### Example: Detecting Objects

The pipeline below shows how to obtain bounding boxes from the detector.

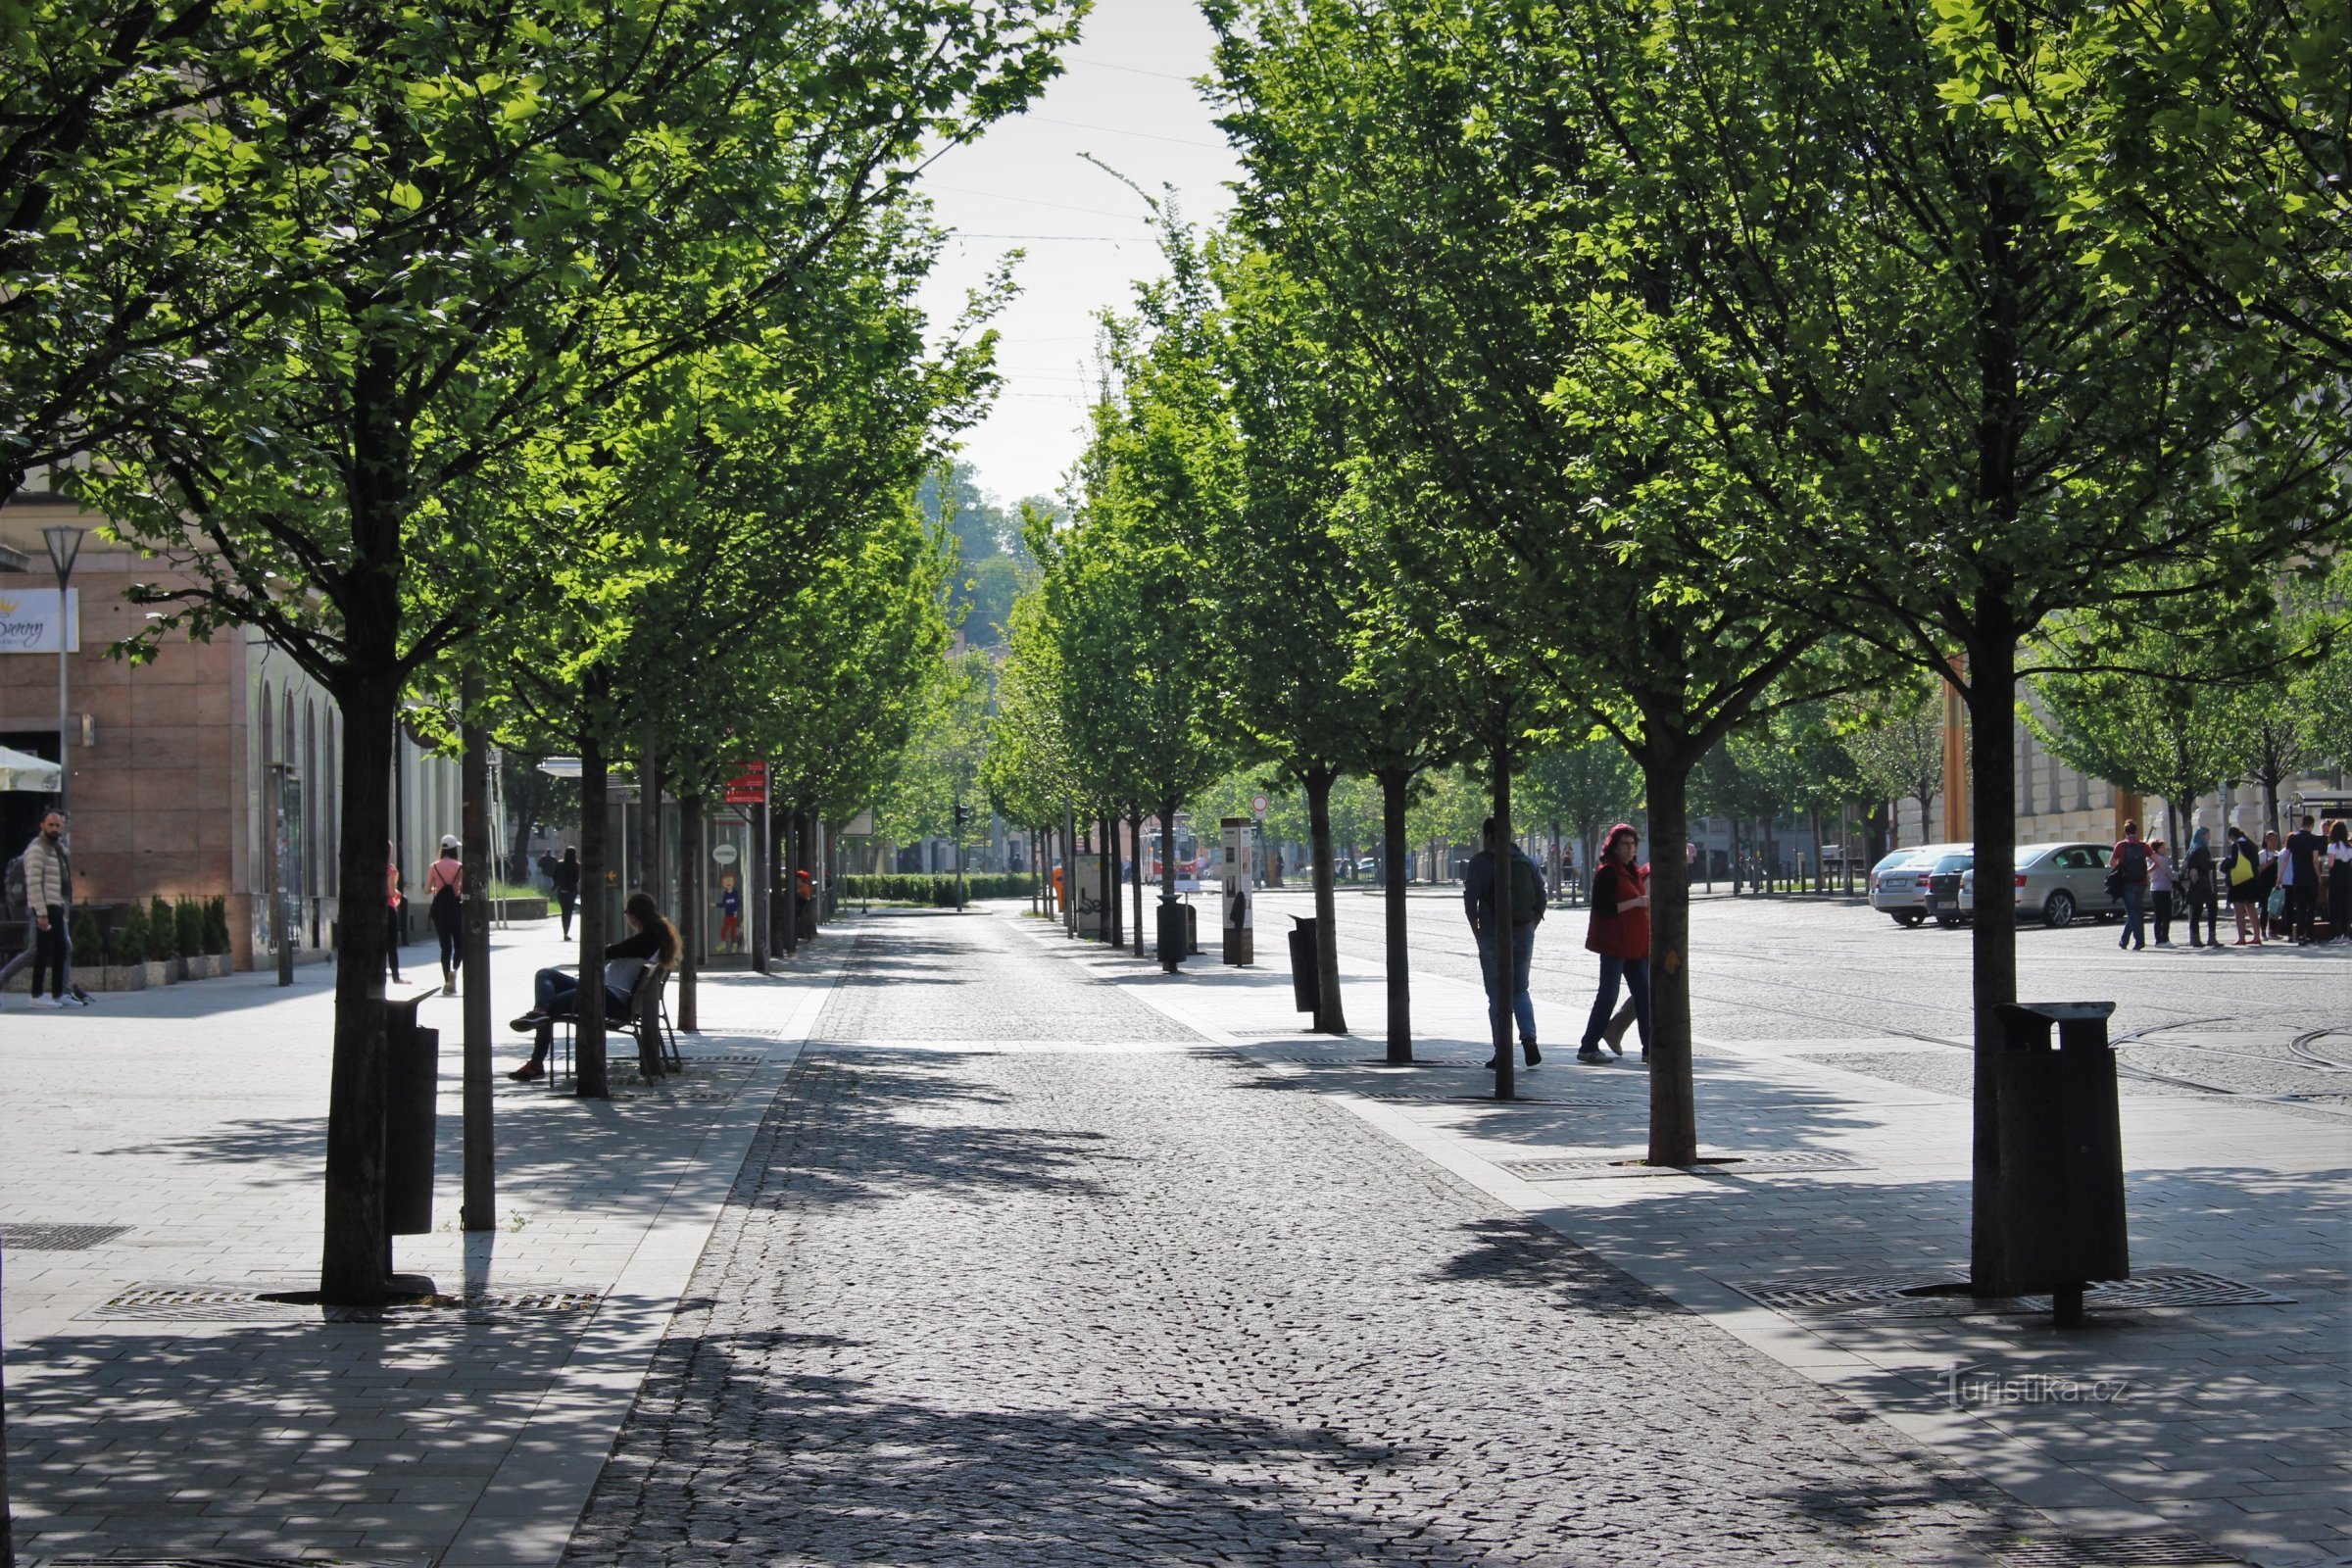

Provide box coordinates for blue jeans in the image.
[525,967,629,1065]
[1476,922,1538,1045]
[1583,956,1651,1053]
[2120,883,2145,949]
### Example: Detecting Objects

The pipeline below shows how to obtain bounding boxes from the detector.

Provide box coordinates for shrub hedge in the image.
[840,873,1038,906]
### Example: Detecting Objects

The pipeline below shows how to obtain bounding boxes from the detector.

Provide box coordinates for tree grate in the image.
[2,1223,131,1251]
[1730,1269,2291,1316]
[1980,1526,2245,1565]
[1502,1151,1861,1178]
[676,1054,766,1065]
[1362,1093,1617,1105]
[82,1285,604,1324]
[37,1558,402,1568]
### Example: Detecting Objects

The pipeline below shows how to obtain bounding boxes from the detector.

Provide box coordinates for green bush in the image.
[175,898,205,959]
[149,895,172,950]
[72,908,102,960]
[117,906,149,964]
[839,873,1036,906]
[204,896,230,956]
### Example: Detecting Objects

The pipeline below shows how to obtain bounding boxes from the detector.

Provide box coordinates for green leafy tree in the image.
[1519,737,1640,898]
[56,0,1080,1303]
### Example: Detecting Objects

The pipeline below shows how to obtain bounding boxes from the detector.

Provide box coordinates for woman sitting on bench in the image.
[507,890,679,1081]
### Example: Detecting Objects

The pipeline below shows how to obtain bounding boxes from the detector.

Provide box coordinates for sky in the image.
[911,0,1244,509]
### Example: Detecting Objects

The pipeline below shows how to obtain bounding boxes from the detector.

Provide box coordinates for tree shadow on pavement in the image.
[569,1329,1473,1568]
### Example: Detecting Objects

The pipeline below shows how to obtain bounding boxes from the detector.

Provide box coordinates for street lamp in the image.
[41,524,85,817]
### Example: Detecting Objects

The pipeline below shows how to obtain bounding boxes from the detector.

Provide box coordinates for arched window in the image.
[260,681,274,767]
[323,710,339,896]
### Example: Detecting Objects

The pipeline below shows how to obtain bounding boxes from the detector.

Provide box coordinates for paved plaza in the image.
[1,895,2345,1566]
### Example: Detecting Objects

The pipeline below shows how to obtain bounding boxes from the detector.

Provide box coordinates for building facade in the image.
[0,492,460,968]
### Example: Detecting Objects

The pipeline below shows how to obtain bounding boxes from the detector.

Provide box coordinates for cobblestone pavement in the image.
[566,910,2032,1567]
[1271,888,2350,1095]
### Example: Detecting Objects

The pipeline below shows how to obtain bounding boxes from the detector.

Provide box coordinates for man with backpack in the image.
[2110,819,2151,952]
[1464,816,1545,1070]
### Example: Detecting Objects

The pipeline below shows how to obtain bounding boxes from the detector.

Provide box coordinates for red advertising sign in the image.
[723,760,768,805]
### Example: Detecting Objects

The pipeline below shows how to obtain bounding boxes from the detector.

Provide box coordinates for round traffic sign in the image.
[1250,794,1270,816]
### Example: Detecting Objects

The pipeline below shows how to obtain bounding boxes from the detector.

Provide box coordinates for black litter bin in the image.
[1156,898,1189,968]
[1184,901,1200,956]
[1991,1001,2130,1325]
[383,996,438,1237]
[1287,915,1319,1014]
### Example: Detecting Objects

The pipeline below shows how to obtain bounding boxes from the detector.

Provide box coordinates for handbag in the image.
[2229,850,2255,888]
[2265,886,2286,918]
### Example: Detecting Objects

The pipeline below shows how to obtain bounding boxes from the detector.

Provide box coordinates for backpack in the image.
[3,854,24,919]
[1508,853,1545,924]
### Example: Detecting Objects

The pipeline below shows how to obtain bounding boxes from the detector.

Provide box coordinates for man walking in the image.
[1464,816,1544,1070]
[23,809,75,1007]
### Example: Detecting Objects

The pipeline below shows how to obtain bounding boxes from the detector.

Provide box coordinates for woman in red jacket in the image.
[1579,823,1650,1064]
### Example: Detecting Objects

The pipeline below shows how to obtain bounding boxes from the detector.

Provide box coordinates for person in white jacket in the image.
[21,811,74,1007]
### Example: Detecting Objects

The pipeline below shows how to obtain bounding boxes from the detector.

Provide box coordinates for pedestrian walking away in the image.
[425,835,465,993]
[1463,816,1544,1069]
[2225,826,2264,946]
[2109,820,2149,951]
[2283,815,2325,946]
[1580,822,1651,1064]
[508,890,678,1080]
[2147,838,2176,947]
[2182,826,2220,948]
[552,845,580,941]
[383,843,408,982]
[18,811,76,1007]
[2326,820,2352,944]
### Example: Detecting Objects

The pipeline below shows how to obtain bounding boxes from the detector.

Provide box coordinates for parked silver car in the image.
[1956,842,2124,928]
[1869,843,1968,926]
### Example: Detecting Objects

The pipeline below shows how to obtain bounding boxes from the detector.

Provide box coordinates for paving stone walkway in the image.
[565,910,2030,1567]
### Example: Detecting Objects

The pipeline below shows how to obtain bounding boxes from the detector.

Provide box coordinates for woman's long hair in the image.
[625,890,682,966]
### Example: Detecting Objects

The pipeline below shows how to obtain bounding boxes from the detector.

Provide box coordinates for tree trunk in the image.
[1305,763,1346,1035]
[1130,808,1146,959]
[1966,627,2021,1292]
[678,791,702,1034]
[1488,739,1515,1102]
[460,667,494,1233]
[1064,808,1077,935]
[1101,814,1117,947]
[576,728,611,1100]
[1379,767,1413,1064]
[1643,750,1696,1165]
[780,804,801,957]
[318,676,398,1304]
[1158,797,1181,973]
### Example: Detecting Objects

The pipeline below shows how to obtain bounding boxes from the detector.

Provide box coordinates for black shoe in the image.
[509,1011,546,1033]
[1522,1041,1541,1066]
[1483,1055,1502,1070]
[1576,1048,1606,1064]
[507,1061,545,1081]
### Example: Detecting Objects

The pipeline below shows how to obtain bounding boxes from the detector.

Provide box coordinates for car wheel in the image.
[1935,913,1963,928]
[2043,891,2075,928]
[1892,910,1924,928]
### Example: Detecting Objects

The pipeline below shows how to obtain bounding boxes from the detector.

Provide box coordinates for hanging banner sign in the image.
[723,760,768,805]
[0,588,79,654]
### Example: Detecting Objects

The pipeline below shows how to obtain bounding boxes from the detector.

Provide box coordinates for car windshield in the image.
[1933,855,1973,873]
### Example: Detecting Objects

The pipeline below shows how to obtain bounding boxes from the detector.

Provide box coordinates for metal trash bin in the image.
[1156,898,1189,968]
[1287,915,1319,1014]
[384,996,438,1237]
[1991,1001,2129,1326]
[1183,901,1200,956]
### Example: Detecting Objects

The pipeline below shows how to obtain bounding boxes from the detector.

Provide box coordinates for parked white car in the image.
[1868,844,1970,927]
[1955,842,2126,928]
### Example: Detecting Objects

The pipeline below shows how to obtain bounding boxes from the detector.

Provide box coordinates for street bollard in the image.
[1287,916,1319,1015]
[384,996,438,1240]
[1990,1001,2130,1326]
